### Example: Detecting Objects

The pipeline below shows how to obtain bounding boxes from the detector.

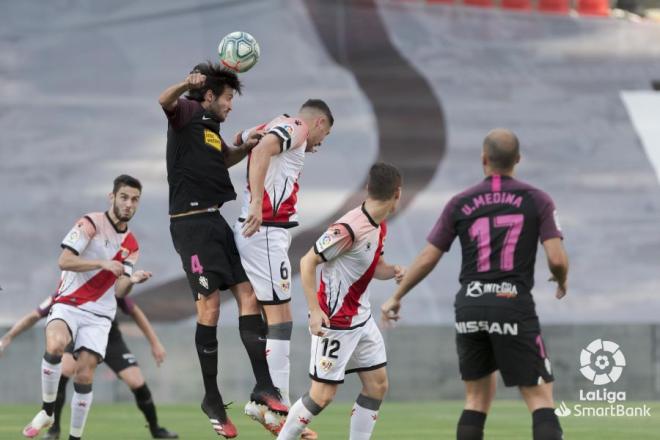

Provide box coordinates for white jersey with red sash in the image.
[313,204,386,329]
[239,115,308,228]
[54,212,139,320]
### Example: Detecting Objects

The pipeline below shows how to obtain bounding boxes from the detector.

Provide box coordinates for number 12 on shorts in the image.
[321,338,340,359]
[469,214,523,272]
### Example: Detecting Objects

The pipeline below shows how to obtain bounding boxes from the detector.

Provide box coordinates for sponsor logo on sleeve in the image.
[66,230,80,244]
[316,233,334,252]
[554,210,562,231]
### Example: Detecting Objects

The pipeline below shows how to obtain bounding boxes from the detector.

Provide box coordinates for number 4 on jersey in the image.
[469,214,523,272]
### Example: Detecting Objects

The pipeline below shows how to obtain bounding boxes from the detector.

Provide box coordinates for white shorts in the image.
[309,317,387,383]
[234,223,292,304]
[46,303,112,361]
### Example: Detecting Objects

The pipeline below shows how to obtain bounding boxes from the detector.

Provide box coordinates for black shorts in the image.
[170,211,249,300]
[63,322,135,373]
[104,322,138,374]
[454,306,554,387]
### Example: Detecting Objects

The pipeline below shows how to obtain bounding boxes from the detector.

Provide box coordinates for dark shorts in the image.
[170,211,249,300]
[454,306,554,387]
[64,321,135,373]
[104,322,138,374]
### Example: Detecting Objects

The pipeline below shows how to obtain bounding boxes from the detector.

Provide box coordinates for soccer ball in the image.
[218,31,260,73]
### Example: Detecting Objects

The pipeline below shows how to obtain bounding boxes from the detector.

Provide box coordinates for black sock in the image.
[133,384,158,430]
[68,436,80,440]
[533,408,563,440]
[239,314,273,389]
[195,323,223,403]
[51,375,69,430]
[457,409,487,440]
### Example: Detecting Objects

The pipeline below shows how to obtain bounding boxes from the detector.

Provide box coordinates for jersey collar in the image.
[105,211,127,233]
[361,202,379,228]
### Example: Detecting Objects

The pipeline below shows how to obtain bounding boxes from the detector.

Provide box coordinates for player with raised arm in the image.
[21,175,152,440]
[159,62,286,438]
[1,294,177,439]
[276,163,406,440]
[381,129,568,440]
[234,100,333,437]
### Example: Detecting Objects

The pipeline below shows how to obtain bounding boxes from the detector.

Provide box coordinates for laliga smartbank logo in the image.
[555,339,652,418]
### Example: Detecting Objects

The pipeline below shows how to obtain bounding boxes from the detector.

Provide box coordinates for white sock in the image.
[349,395,382,440]
[277,394,322,440]
[70,384,93,438]
[266,338,291,405]
[41,355,62,404]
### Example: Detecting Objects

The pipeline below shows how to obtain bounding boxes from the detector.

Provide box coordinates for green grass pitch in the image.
[1,401,658,439]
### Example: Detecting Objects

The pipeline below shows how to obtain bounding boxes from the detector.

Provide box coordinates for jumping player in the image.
[277,163,406,440]
[159,62,286,438]
[234,100,333,436]
[22,175,152,440]
[382,129,568,440]
[1,294,177,439]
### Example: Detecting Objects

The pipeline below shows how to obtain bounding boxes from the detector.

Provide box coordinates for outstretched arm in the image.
[0,310,42,356]
[381,244,443,323]
[129,304,166,366]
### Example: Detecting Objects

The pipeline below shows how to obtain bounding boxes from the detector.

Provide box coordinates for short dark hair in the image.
[484,131,520,171]
[113,174,142,194]
[301,99,334,126]
[186,61,242,102]
[367,162,401,201]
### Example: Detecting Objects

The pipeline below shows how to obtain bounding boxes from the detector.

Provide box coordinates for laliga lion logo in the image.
[579,339,626,385]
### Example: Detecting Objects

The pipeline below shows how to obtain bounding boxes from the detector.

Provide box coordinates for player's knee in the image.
[310,383,337,408]
[46,335,69,355]
[74,367,95,385]
[465,395,490,413]
[197,307,219,325]
[363,375,388,399]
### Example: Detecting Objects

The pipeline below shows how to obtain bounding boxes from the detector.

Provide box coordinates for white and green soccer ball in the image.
[218,31,260,73]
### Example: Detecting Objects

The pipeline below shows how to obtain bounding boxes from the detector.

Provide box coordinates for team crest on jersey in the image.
[281,124,294,135]
[203,129,222,151]
[280,280,290,293]
[120,247,130,259]
[199,276,209,290]
[319,357,334,372]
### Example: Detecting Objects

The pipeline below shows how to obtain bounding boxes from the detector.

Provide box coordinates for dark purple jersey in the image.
[427,175,562,308]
